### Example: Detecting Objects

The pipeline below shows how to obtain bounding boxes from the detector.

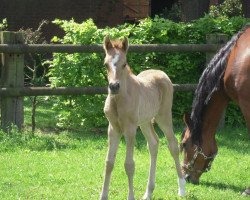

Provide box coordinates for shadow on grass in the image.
[0,127,109,152]
[216,127,250,153]
[201,180,244,194]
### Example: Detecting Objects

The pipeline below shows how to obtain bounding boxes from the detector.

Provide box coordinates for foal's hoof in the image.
[141,197,150,200]
[178,177,186,197]
[178,190,185,197]
[142,193,151,200]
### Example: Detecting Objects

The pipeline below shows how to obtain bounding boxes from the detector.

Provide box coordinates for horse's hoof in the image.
[242,188,250,196]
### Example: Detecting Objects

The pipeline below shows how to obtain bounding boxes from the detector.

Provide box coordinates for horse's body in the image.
[225,27,250,119]
[181,24,250,190]
[100,37,185,200]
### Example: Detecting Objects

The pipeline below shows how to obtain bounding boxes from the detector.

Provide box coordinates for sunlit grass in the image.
[0,125,249,199]
[0,98,248,199]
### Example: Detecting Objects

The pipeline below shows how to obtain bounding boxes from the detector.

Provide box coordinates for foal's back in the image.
[138,69,173,92]
[136,69,173,125]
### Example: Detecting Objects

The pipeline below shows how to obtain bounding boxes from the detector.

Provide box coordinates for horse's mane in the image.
[190,24,250,144]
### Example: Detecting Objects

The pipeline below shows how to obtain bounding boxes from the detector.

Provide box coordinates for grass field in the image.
[0,98,249,199]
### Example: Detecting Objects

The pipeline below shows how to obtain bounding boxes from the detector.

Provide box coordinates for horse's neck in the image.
[201,90,229,143]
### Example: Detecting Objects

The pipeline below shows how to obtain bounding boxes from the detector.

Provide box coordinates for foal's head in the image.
[103,36,129,94]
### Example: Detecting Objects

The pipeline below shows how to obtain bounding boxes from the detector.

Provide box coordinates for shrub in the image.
[48,16,250,129]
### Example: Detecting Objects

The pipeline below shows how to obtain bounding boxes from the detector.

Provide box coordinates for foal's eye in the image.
[123,63,127,68]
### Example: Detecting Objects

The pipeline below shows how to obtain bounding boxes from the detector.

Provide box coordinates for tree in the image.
[19,20,48,132]
[180,0,210,22]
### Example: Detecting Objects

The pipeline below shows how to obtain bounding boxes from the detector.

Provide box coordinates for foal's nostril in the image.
[114,82,120,90]
[109,82,120,93]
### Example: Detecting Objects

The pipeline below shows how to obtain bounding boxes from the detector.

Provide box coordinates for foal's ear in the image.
[122,37,129,53]
[183,113,191,127]
[103,35,112,52]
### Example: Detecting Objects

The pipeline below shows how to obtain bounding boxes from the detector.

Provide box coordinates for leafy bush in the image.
[48,16,250,129]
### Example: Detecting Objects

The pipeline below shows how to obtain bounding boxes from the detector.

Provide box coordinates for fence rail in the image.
[0,84,197,97]
[0,43,220,53]
[0,31,228,131]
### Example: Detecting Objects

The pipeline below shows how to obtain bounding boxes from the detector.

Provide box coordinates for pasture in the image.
[0,98,249,199]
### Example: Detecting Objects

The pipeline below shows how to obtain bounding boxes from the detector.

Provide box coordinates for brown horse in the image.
[100,36,185,200]
[181,24,250,191]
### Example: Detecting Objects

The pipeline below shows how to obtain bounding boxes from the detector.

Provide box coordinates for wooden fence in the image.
[0,31,228,131]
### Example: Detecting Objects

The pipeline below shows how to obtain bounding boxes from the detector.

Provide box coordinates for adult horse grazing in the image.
[181,24,250,192]
[100,36,185,200]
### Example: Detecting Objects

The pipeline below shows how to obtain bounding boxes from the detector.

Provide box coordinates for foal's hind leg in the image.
[140,122,159,200]
[156,114,185,197]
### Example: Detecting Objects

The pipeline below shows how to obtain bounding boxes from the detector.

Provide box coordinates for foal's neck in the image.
[117,65,137,97]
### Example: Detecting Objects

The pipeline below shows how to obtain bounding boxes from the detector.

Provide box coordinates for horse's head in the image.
[103,36,129,95]
[180,114,217,184]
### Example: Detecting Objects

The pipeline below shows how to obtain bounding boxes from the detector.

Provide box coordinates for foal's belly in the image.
[137,89,161,125]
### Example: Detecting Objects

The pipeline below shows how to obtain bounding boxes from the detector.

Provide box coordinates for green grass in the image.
[24,97,60,130]
[0,98,248,199]
[0,126,249,200]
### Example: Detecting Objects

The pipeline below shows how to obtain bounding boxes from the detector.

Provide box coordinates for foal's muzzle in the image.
[109,82,120,94]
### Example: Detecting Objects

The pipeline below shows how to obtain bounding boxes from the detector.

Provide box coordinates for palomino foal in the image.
[100,36,185,200]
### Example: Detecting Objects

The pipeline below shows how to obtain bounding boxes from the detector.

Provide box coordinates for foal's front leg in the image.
[100,123,121,200]
[124,126,137,200]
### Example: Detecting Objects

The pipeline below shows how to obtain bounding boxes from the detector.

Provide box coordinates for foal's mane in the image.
[190,24,250,144]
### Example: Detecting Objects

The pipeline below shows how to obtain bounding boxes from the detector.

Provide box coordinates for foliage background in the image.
[48,15,250,129]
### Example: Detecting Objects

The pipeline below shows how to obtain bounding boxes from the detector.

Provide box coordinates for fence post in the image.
[0,31,24,131]
[206,34,228,129]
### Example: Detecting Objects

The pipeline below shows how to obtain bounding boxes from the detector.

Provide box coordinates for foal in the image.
[100,36,185,200]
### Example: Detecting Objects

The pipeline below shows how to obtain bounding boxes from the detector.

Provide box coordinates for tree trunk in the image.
[180,0,210,22]
[242,0,250,18]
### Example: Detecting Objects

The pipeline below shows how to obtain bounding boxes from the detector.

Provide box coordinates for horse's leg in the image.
[124,125,137,200]
[238,97,250,136]
[140,122,159,200]
[156,114,185,197]
[100,123,121,200]
[237,97,250,195]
